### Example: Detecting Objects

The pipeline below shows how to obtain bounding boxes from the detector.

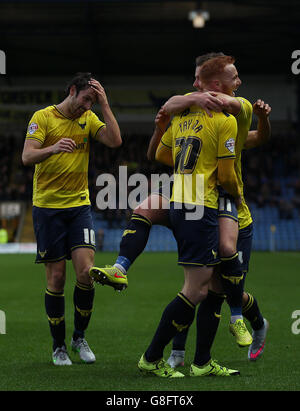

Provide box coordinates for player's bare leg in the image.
[46,260,66,293]
[135,193,170,225]
[72,247,95,287]
[181,266,212,306]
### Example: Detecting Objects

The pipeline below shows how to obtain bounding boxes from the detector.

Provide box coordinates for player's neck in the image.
[56,99,74,119]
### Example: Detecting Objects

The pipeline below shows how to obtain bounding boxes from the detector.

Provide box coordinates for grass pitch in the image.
[0,251,300,392]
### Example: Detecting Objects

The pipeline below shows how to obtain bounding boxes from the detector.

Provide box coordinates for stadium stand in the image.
[1,124,300,252]
[90,125,300,252]
[0,81,300,252]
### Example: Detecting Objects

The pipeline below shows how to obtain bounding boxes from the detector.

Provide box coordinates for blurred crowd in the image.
[1,126,300,225]
[0,134,33,202]
[242,126,300,219]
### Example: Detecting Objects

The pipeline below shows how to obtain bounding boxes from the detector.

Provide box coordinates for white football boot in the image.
[71,337,96,363]
[52,346,72,366]
[167,350,185,368]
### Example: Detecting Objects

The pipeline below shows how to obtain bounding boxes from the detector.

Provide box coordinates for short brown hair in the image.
[199,55,235,83]
[65,72,93,96]
[195,52,225,67]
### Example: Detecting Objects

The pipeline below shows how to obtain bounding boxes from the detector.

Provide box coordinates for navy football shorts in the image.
[169,202,220,267]
[237,223,253,275]
[217,186,238,222]
[154,181,238,222]
[32,205,96,263]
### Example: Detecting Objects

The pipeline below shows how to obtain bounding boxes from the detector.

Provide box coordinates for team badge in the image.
[78,122,86,129]
[225,138,235,153]
[28,122,38,135]
[211,249,218,259]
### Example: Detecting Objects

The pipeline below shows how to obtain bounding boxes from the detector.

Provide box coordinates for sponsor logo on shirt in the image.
[28,122,39,135]
[225,138,235,153]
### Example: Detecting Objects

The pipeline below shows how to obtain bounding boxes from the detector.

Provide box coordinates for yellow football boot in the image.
[89,265,128,291]
[229,319,253,347]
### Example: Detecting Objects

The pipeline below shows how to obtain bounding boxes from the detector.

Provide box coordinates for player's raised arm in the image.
[147,107,171,161]
[152,109,174,167]
[90,79,122,148]
[244,99,271,149]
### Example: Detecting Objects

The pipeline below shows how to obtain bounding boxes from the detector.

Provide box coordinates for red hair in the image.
[199,55,235,83]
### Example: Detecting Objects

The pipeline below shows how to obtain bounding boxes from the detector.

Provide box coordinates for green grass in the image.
[1,251,300,391]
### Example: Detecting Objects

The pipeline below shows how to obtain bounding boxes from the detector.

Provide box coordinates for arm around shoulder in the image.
[214,93,241,116]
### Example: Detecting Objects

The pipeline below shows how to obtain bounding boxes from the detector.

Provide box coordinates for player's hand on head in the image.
[88,79,108,106]
[253,99,271,118]
[52,138,76,154]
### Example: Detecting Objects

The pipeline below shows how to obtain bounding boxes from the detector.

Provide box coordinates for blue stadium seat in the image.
[92,194,300,252]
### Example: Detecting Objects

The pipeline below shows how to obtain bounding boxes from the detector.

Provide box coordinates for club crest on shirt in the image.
[225,138,235,153]
[78,122,86,130]
[28,122,38,135]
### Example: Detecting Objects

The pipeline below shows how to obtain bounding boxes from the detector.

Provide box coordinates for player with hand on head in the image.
[22,72,122,365]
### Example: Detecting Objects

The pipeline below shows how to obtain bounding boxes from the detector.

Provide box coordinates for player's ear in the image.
[69,85,77,97]
[213,79,221,89]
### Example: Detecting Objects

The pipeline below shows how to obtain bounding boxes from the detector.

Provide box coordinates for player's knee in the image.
[219,241,236,257]
[76,265,93,286]
[134,194,168,224]
[48,270,65,291]
[134,204,147,216]
[193,289,208,305]
[184,287,208,306]
[133,205,155,222]
[199,288,209,302]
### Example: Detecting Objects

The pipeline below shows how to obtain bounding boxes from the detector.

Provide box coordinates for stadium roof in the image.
[0,0,299,77]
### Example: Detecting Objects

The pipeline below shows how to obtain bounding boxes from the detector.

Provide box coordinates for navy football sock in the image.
[45,288,66,351]
[194,291,226,366]
[145,293,195,362]
[172,325,189,351]
[116,213,152,273]
[243,292,264,330]
[73,281,95,340]
[220,253,244,317]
